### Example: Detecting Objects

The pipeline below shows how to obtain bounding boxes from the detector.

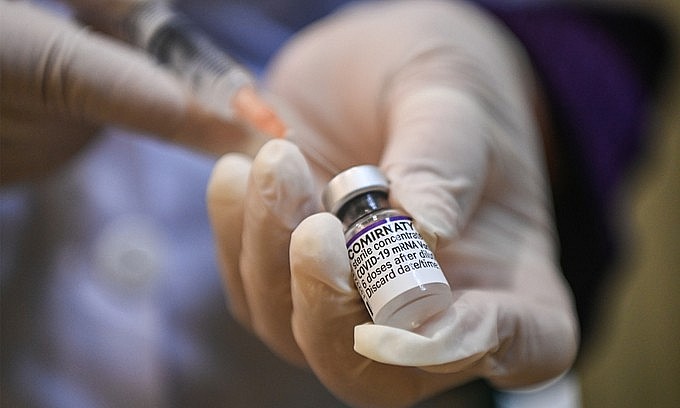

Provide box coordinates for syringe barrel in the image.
[125,2,253,118]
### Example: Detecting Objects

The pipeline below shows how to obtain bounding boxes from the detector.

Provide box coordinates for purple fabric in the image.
[488,4,668,347]
[490,6,649,207]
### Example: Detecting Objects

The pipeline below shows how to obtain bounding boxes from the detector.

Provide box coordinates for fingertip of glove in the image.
[384,168,469,250]
[251,139,309,192]
[253,138,303,166]
[393,193,464,251]
[207,153,252,206]
[414,213,464,251]
[249,139,320,225]
[353,324,436,366]
[354,320,489,370]
[290,213,353,291]
[291,213,345,266]
[212,153,252,178]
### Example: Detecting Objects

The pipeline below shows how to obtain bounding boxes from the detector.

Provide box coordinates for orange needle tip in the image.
[233,87,288,138]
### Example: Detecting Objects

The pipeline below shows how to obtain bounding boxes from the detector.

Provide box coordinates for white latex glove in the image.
[0,1,263,184]
[208,1,579,406]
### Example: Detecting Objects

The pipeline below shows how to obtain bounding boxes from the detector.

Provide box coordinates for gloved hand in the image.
[208,1,579,407]
[0,1,262,184]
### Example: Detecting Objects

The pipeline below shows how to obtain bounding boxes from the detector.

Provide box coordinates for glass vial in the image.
[322,165,452,330]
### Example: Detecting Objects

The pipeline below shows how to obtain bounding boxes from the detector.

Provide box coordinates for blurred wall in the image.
[578,0,680,407]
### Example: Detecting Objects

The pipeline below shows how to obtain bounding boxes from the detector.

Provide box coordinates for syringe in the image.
[122,1,287,138]
[67,0,339,173]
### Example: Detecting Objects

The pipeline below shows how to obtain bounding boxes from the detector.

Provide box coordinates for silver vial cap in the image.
[322,165,389,215]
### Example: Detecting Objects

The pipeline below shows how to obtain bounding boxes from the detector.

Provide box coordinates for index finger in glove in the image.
[237,139,320,366]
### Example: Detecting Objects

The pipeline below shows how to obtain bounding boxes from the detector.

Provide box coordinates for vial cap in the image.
[322,165,389,215]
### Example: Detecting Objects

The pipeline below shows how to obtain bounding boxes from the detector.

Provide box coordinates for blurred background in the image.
[577,0,679,407]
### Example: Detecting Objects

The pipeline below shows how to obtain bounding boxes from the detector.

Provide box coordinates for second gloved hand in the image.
[208,1,579,407]
[1,1,262,184]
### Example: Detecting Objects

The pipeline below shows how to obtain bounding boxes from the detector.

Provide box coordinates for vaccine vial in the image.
[323,165,452,330]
